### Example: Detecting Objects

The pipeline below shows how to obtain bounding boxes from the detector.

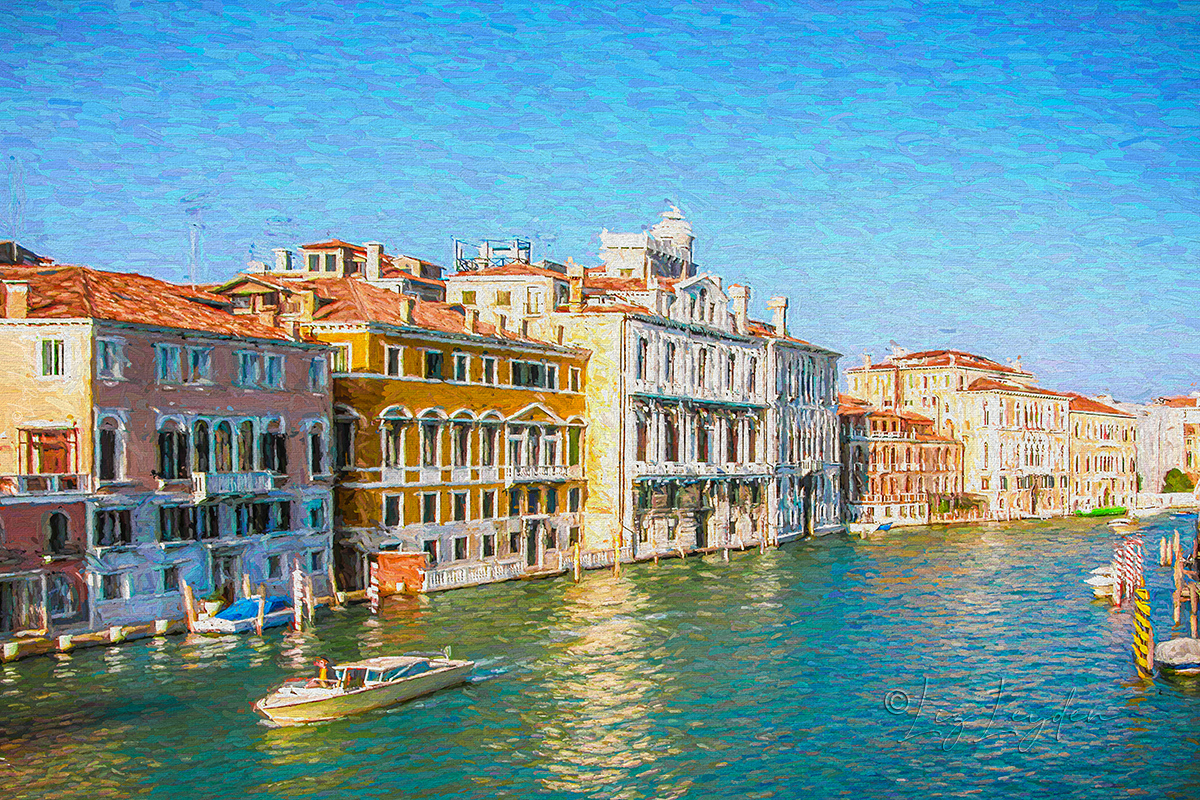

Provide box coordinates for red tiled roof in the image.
[578,302,654,315]
[453,262,566,280]
[0,265,291,340]
[583,274,681,292]
[962,376,1067,397]
[851,349,1026,375]
[1067,394,1134,417]
[300,239,366,253]
[1157,396,1200,408]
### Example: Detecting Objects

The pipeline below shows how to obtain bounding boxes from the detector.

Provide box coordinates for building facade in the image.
[0,264,334,637]
[213,273,589,593]
[838,396,967,527]
[1067,395,1138,512]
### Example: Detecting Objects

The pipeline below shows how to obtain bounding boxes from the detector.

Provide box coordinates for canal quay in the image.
[3,516,1200,800]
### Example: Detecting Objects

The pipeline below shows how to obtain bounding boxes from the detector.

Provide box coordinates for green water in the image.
[3,516,1200,799]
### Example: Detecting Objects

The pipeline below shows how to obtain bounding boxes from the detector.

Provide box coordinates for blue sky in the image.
[3,0,1198,400]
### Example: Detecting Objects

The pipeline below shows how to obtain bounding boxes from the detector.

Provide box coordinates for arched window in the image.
[193,420,210,473]
[237,420,255,472]
[46,511,70,555]
[214,421,233,473]
[380,408,411,469]
[98,416,123,482]
[420,414,441,467]
[158,420,189,480]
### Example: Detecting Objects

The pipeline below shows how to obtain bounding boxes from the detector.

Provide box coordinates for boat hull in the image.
[254,662,473,725]
[194,609,293,634]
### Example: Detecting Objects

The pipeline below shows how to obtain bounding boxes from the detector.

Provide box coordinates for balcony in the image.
[507,464,568,484]
[0,473,90,495]
[191,471,274,499]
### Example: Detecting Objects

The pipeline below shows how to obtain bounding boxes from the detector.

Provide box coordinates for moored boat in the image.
[253,653,474,725]
[194,596,293,634]
[1155,638,1200,676]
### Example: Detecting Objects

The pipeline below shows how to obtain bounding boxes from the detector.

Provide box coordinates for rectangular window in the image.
[309,550,325,572]
[264,354,285,389]
[569,367,581,392]
[453,353,468,382]
[546,364,557,390]
[546,488,558,514]
[324,253,337,272]
[526,287,544,315]
[158,505,194,543]
[544,527,556,551]
[509,530,520,554]
[483,533,495,557]
[331,344,351,373]
[308,356,329,391]
[482,489,496,519]
[496,290,511,306]
[461,290,477,305]
[508,490,521,517]
[94,509,133,547]
[307,253,320,271]
[235,351,261,387]
[156,344,181,383]
[480,357,496,386]
[384,495,402,527]
[194,505,220,540]
[307,499,327,529]
[97,339,123,380]
[424,351,444,380]
[184,347,212,383]
[101,573,125,601]
[568,488,581,512]
[512,361,548,388]
[40,338,66,377]
[453,491,468,521]
[636,339,648,380]
[527,488,542,515]
[421,492,438,523]
[268,554,282,579]
[386,346,403,377]
[161,565,180,594]
[423,539,439,566]
[454,536,468,560]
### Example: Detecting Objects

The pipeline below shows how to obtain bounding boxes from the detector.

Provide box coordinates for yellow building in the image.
[1067,395,1137,512]
[213,273,589,592]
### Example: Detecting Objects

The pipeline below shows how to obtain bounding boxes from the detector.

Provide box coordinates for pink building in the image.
[0,262,334,636]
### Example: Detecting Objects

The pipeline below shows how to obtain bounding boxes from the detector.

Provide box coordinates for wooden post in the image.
[1191,584,1198,639]
[291,563,303,630]
[241,573,251,599]
[305,575,316,627]
[573,542,581,582]
[255,584,266,635]
[181,580,197,633]
[612,536,619,577]
[1161,537,1168,567]
[327,564,343,608]
[723,548,729,562]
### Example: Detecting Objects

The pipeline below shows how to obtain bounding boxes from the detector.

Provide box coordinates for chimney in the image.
[567,257,584,313]
[863,352,872,369]
[273,248,292,272]
[1,280,29,319]
[401,296,415,325]
[365,242,383,281]
[767,296,788,338]
[465,307,478,333]
[295,288,317,321]
[728,284,750,335]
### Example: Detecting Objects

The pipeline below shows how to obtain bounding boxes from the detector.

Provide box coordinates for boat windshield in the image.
[381,661,432,682]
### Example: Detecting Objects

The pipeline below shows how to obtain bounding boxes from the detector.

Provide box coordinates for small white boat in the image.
[1084,574,1115,598]
[253,653,474,725]
[1108,517,1139,530]
[194,596,293,634]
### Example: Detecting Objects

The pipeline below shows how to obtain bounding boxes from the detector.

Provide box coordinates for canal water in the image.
[4,515,1200,799]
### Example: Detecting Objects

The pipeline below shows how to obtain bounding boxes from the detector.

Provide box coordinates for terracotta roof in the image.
[1156,396,1200,408]
[578,302,654,315]
[0,265,291,340]
[1068,394,1134,417]
[453,262,566,280]
[962,376,1067,397]
[300,239,366,253]
[852,349,1026,375]
[584,274,681,292]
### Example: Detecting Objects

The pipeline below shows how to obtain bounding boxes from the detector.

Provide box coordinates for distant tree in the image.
[1163,468,1195,493]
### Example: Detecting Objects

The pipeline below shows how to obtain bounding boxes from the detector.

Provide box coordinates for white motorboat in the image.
[253,653,474,725]
[1155,638,1200,676]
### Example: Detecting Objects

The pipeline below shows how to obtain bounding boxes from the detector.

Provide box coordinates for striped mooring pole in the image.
[1133,582,1155,679]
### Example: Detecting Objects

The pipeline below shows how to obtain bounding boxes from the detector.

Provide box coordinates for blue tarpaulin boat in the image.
[194,596,293,634]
